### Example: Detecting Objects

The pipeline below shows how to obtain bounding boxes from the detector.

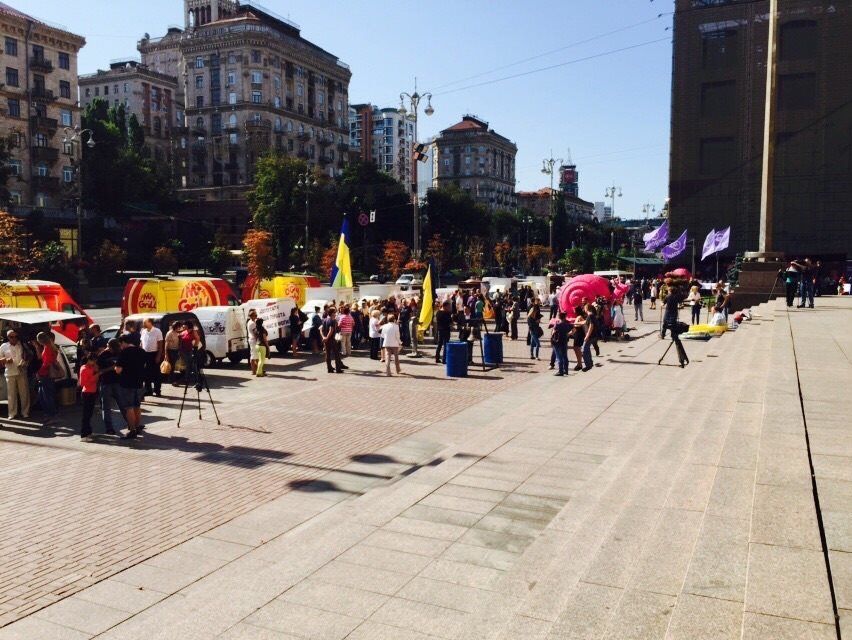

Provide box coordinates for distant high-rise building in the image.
[594,201,606,222]
[669,0,852,257]
[348,103,414,186]
[559,163,579,198]
[431,115,517,211]
[0,2,86,253]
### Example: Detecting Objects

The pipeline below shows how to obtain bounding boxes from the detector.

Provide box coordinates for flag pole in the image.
[716,252,719,282]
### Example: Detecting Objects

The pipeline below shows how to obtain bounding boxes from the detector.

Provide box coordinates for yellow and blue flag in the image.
[330,215,353,288]
[418,261,435,329]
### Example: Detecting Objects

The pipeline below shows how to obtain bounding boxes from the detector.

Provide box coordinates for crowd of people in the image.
[0,329,64,424]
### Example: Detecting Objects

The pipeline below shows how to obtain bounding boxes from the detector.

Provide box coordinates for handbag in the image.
[48,359,65,380]
[160,360,173,376]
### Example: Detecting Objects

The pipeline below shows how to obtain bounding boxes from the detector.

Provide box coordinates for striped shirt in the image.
[338,313,354,334]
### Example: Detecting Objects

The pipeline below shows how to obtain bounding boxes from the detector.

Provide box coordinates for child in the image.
[78,352,100,442]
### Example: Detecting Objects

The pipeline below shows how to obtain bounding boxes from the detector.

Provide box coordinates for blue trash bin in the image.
[483,333,503,365]
[445,341,469,377]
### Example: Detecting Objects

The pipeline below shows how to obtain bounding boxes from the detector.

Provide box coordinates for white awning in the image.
[0,309,86,324]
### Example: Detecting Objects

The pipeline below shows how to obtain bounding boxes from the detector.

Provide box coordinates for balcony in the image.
[30,115,58,132]
[29,87,56,102]
[191,125,207,137]
[296,132,310,141]
[32,175,60,190]
[30,57,53,73]
[317,137,332,147]
[337,142,349,152]
[245,119,272,131]
[31,146,59,162]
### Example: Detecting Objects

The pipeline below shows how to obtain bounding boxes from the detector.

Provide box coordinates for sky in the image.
[29,0,675,219]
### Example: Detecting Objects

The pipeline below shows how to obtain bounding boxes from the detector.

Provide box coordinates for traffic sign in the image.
[358,213,369,227]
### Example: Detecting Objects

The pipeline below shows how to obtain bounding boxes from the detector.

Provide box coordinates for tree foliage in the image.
[381,240,409,279]
[0,211,38,280]
[242,229,275,280]
[207,245,230,277]
[152,246,178,275]
[0,138,13,207]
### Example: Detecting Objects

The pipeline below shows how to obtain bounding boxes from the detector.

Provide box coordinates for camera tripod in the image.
[177,366,221,427]
[658,323,689,368]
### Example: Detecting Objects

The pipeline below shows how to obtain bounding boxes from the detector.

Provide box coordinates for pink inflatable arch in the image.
[557,274,611,320]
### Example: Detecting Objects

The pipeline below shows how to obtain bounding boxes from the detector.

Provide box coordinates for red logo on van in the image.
[178,282,215,311]
[138,292,157,310]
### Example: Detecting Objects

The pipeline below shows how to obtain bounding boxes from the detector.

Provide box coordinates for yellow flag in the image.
[418,263,434,328]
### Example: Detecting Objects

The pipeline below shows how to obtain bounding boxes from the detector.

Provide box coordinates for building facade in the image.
[348,103,414,186]
[432,115,517,211]
[0,2,86,253]
[138,0,351,237]
[79,61,178,168]
[669,0,852,258]
[517,187,554,219]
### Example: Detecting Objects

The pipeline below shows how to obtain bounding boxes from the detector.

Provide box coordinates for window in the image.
[195,56,204,68]
[699,137,736,175]
[196,96,204,108]
[702,29,738,70]
[4,37,17,56]
[60,109,72,127]
[60,81,71,99]
[227,71,236,85]
[5,68,18,87]
[251,91,262,104]
[153,117,162,136]
[297,83,303,97]
[36,163,49,177]
[700,81,736,119]
[227,51,237,64]
[58,52,70,70]
[8,159,21,175]
[781,20,818,61]
[228,114,237,129]
[274,75,281,92]
[196,75,204,89]
[318,92,324,105]
[113,84,118,95]
[251,50,261,63]
[104,85,109,95]
[274,96,281,108]
[94,87,99,96]
[275,117,282,131]
[251,70,262,84]
[63,166,74,182]
[229,132,238,145]
[9,191,21,204]
[124,83,129,93]
[84,88,90,97]
[7,98,20,118]
[778,73,817,111]
[63,142,73,155]
[34,132,49,148]
[228,92,237,105]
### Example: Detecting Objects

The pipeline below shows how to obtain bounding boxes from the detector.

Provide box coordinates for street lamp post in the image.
[541,154,562,252]
[62,126,96,258]
[399,80,434,258]
[642,202,656,221]
[604,183,622,221]
[297,170,318,268]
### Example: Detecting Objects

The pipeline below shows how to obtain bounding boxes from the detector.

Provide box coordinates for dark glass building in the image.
[669,0,852,258]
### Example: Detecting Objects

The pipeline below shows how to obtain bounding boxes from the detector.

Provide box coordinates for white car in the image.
[395,274,416,285]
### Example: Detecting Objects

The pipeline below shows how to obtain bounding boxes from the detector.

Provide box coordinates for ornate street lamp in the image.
[62,126,96,257]
[400,80,434,257]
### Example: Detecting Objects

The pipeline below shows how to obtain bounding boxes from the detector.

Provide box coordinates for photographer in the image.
[661,285,689,367]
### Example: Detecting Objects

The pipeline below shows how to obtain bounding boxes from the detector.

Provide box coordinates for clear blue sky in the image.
[30,0,674,218]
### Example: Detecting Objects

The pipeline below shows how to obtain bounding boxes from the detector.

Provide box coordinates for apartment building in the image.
[140,0,351,204]
[349,103,415,186]
[432,115,517,212]
[79,61,178,169]
[0,1,85,252]
[669,0,852,257]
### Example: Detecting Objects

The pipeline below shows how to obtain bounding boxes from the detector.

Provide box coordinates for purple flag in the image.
[661,230,688,262]
[643,220,669,252]
[701,229,717,261]
[713,227,730,253]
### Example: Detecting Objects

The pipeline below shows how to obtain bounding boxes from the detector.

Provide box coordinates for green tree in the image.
[422,185,489,268]
[247,153,309,265]
[558,246,591,274]
[207,245,230,276]
[0,137,13,206]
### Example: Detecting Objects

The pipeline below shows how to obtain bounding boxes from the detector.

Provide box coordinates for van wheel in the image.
[275,342,289,354]
[227,354,243,365]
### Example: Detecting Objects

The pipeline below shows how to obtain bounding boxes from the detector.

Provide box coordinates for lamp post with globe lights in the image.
[541,154,562,252]
[605,183,622,221]
[62,126,96,258]
[399,81,434,257]
[297,170,318,267]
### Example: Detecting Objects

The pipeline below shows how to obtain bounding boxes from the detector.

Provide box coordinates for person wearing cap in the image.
[1,329,30,419]
[89,324,107,353]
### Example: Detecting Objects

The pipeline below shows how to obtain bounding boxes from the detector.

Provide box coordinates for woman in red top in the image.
[77,352,101,440]
[35,331,60,420]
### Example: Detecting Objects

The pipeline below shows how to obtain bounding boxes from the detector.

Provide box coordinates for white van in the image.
[192,306,249,365]
[240,297,297,353]
[304,287,354,305]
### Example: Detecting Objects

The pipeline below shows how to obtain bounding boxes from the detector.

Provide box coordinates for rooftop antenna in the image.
[565,147,573,165]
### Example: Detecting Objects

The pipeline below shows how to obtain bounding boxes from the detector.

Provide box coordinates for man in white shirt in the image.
[246,309,258,375]
[1,329,30,419]
[140,318,164,397]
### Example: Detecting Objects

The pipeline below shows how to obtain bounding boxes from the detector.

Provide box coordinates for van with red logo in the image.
[121,277,238,319]
[0,280,92,340]
[240,274,322,308]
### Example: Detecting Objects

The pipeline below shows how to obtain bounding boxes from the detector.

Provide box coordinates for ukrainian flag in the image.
[418,261,435,329]
[330,215,353,288]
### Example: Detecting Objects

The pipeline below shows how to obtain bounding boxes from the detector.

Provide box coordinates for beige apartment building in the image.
[140,0,351,208]
[0,2,85,253]
[432,115,517,212]
[79,61,179,173]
